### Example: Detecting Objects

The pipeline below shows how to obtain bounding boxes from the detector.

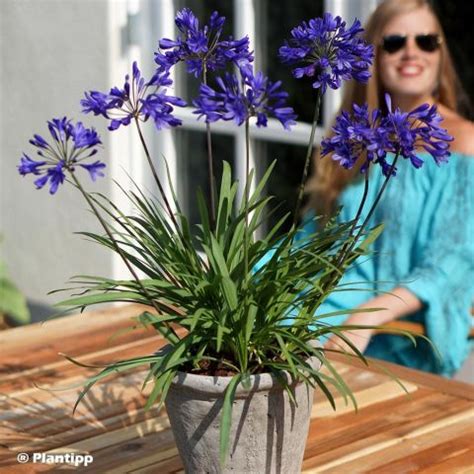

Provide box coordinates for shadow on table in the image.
[0,371,170,469]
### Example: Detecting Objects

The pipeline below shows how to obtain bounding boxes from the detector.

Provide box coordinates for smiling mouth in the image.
[398,65,423,77]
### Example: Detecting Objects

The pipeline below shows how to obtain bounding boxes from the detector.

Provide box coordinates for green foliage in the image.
[0,250,30,325]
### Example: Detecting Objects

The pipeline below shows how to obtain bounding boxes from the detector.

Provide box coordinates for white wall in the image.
[0,0,126,307]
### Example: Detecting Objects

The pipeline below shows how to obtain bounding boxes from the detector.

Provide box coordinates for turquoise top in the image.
[301,152,474,376]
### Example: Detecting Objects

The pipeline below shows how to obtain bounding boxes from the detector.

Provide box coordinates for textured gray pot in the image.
[165,354,320,474]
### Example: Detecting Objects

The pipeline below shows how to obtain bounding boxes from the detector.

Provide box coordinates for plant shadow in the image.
[0,369,179,472]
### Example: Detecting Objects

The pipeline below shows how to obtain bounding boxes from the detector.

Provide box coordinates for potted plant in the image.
[18,9,451,473]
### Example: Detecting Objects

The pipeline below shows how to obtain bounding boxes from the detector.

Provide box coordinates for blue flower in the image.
[34,161,66,194]
[321,94,453,176]
[18,117,104,194]
[18,154,46,176]
[384,94,453,167]
[141,93,185,130]
[47,117,71,142]
[193,65,297,130]
[80,161,106,181]
[70,121,101,149]
[154,8,253,78]
[321,104,379,172]
[279,13,374,93]
[80,91,114,118]
[81,62,186,132]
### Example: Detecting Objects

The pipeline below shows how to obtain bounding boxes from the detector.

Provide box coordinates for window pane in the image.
[175,130,235,228]
[258,0,324,124]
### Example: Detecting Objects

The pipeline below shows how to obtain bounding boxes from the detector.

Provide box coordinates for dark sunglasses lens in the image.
[382,35,406,53]
[416,34,440,52]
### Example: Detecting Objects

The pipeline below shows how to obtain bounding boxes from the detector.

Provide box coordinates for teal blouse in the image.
[302,152,474,376]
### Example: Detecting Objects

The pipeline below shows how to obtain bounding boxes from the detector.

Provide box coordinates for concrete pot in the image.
[165,354,320,473]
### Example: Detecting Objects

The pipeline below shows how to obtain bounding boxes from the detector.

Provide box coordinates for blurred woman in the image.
[306,0,474,375]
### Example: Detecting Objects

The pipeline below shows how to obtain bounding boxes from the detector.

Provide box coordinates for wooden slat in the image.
[1,304,148,350]
[0,332,166,385]
[0,304,155,376]
[311,380,418,418]
[303,411,474,473]
[329,352,474,401]
[82,430,179,473]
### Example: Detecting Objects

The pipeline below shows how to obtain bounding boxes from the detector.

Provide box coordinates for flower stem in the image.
[349,154,399,254]
[244,118,251,277]
[133,118,179,232]
[206,123,216,227]
[202,65,217,228]
[69,171,180,342]
[292,90,322,228]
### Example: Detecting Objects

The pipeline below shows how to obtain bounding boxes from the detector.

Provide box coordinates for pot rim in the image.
[165,346,322,397]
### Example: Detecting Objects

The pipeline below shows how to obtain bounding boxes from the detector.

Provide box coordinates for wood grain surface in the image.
[1,304,473,473]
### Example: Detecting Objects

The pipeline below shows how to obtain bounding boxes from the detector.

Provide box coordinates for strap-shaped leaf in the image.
[56,291,149,307]
[219,374,242,468]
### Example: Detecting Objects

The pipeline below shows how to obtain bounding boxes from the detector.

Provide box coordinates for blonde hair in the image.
[307,0,461,218]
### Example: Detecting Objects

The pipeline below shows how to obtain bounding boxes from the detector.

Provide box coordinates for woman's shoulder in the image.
[451,120,474,157]
[439,106,474,157]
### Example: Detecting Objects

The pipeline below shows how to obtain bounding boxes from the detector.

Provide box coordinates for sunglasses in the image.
[381,34,441,54]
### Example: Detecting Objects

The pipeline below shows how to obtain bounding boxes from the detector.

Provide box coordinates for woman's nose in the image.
[402,37,419,57]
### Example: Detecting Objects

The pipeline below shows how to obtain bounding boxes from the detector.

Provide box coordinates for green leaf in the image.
[220,374,242,468]
[0,278,30,324]
[217,161,233,219]
[275,334,297,379]
[144,369,176,411]
[358,223,384,252]
[241,371,251,390]
[220,276,238,311]
[209,236,230,277]
[56,291,149,307]
[196,187,211,241]
[244,302,258,344]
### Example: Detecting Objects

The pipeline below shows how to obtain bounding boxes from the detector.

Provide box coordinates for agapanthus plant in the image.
[18,8,451,469]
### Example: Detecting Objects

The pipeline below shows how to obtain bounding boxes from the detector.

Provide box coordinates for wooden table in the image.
[1,304,473,473]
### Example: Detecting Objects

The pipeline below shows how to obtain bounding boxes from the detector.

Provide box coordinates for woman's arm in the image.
[325,286,422,353]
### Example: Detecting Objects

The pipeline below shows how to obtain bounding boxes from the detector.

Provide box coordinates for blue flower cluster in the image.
[18,118,104,194]
[193,64,297,129]
[154,8,253,77]
[279,13,374,93]
[321,94,453,176]
[81,62,186,131]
